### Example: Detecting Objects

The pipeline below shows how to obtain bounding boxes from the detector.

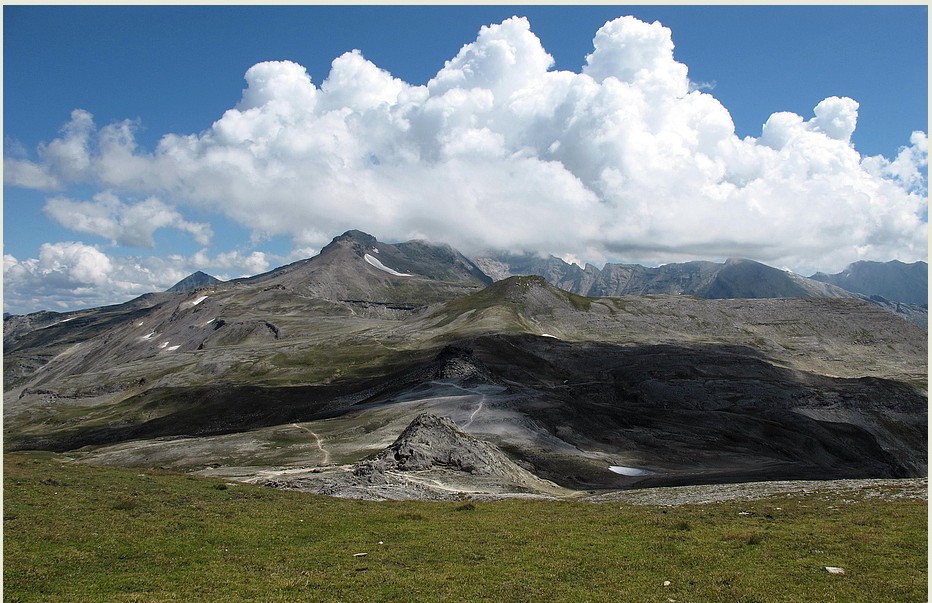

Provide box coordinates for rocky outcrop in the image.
[429,345,495,383]
[354,413,519,478]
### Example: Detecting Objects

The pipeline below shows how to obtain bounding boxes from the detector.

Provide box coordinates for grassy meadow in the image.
[3,451,927,602]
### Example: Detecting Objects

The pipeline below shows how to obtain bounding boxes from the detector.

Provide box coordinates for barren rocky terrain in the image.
[4,231,927,502]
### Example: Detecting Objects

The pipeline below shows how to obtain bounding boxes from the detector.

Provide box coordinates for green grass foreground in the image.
[4,452,927,602]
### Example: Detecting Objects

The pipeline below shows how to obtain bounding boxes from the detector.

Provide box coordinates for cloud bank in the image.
[3,243,274,313]
[4,16,928,313]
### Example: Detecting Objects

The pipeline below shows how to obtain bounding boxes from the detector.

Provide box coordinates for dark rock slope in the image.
[457,334,927,489]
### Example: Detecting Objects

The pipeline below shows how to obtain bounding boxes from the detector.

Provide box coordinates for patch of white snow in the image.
[191,295,209,306]
[141,332,156,341]
[39,316,77,329]
[609,465,651,476]
[166,345,181,352]
[364,253,413,277]
[159,341,169,349]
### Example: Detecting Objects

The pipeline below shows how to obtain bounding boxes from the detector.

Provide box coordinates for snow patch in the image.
[609,465,651,476]
[158,341,169,349]
[136,321,144,327]
[364,253,413,277]
[191,295,209,306]
[39,316,77,329]
[166,345,181,352]
[141,332,156,341]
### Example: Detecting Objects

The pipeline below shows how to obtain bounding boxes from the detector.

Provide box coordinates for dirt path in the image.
[462,399,484,429]
[435,382,493,430]
[292,423,330,465]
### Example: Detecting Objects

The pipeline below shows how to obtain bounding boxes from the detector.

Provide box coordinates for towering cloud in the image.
[4,15,927,313]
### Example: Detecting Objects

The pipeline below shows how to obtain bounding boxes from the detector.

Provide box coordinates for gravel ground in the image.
[585,477,928,505]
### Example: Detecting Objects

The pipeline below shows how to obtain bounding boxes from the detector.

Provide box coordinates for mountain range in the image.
[473,254,927,327]
[810,260,928,305]
[4,230,927,500]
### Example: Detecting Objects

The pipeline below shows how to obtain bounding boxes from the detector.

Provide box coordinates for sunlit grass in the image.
[4,452,926,602]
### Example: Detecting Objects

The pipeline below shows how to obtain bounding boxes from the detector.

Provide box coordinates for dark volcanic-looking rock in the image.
[810,260,928,305]
[429,345,496,383]
[459,334,927,489]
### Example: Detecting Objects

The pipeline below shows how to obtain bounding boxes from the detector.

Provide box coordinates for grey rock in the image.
[358,413,515,476]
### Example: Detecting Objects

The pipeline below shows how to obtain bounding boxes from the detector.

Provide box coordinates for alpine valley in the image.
[3,230,927,501]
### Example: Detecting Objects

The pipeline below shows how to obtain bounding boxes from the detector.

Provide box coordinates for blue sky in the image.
[3,5,928,314]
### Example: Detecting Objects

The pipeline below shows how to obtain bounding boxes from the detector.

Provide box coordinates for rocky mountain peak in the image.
[320,229,380,256]
[166,271,222,292]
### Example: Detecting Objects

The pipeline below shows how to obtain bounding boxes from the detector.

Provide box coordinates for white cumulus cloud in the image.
[2,244,284,315]
[3,15,928,313]
[43,191,213,248]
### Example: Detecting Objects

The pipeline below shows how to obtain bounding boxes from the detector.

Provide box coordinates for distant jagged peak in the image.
[166,271,222,293]
[809,259,928,305]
